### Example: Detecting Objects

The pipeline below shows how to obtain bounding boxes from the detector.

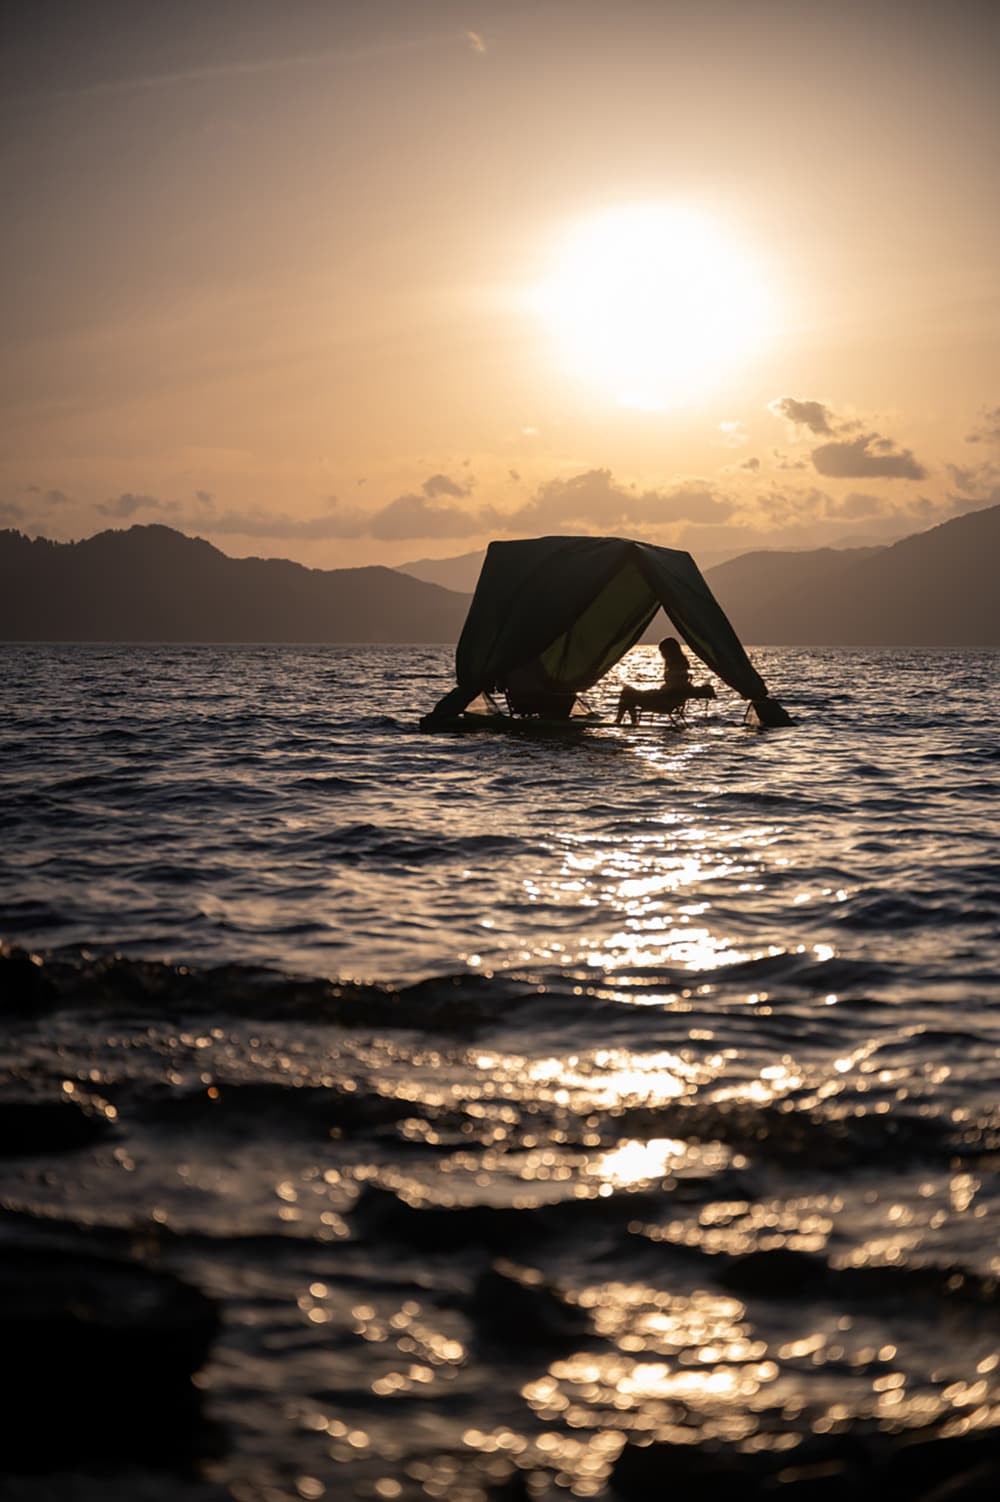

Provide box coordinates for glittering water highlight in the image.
[1,643,998,1500]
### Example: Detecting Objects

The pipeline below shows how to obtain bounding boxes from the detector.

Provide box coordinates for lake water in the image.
[1,643,999,1501]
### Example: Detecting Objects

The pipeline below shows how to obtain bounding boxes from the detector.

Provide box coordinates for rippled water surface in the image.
[1,643,999,1501]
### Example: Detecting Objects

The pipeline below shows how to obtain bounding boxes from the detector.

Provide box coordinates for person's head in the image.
[659,637,688,669]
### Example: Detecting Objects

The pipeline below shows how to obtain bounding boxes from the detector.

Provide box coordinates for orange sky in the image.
[3,0,998,569]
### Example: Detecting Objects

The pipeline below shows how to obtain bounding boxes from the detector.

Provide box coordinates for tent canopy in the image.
[422,536,790,725]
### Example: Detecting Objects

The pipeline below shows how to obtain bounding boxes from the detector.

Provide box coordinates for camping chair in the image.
[616,682,716,726]
[500,663,577,719]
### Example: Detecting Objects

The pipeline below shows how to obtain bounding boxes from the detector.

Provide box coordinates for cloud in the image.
[745,485,934,528]
[97,492,180,517]
[965,405,1000,445]
[944,456,1000,517]
[811,433,927,481]
[769,397,925,480]
[181,468,734,544]
[465,31,488,54]
[740,457,761,472]
[422,472,472,499]
[768,396,838,435]
[946,464,977,494]
[951,485,1000,515]
[947,460,1000,495]
[2,486,70,531]
[187,488,486,543]
[65,466,743,548]
[17,486,69,505]
[504,468,733,532]
[91,489,369,540]
[82,473,490,543]
[193,503,368,540]
[753,486,832,525]
[368,493,487,541]
[718,420,749,448]
[824,491,888,520]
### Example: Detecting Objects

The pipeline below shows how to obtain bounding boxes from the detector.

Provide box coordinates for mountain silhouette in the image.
[3,505,996,644]
[705,503,1000,644]
[397,549,487,594]
[0,525,470,642]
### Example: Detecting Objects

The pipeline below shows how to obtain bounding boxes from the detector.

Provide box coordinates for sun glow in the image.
[533,203,774,410]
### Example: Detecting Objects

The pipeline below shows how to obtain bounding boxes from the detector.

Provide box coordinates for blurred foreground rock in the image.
[0,1242,220,1473]
[611,1425,1000,1499]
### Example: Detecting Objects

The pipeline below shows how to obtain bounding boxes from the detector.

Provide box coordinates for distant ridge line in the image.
[398,505,1000,646]
[1,504,997,644]
[0,524,470,643]
[703,503,1000,645]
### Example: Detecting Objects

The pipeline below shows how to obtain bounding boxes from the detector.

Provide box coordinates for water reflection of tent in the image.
[420,536,792,729]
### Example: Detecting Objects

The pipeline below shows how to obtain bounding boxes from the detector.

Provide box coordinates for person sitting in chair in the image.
[615,636,713,724]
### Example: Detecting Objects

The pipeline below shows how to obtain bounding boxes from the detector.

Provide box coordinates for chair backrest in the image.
[504,686,577,718]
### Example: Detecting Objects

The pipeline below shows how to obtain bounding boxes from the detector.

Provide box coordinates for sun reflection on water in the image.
[520,812,795,983]
[590,1138,686,1185]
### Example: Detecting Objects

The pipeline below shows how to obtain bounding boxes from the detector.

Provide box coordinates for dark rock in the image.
[0,1242,220,1472]
[351,1184,529,1252]
[719,1246,1000,1314]
[0,945,56,1012]
[721,1245,830,1297]
[918,1461,1000,1501]
[0,1099,112,1157]
[610,1425,1000,1500]
[483,1463,531,1499]
[839,1261,1000,1310]
[469,1260,592,1351]
[352,1182,666,1253]
[611,1436,772,1497]
[885,1433,1000,1497]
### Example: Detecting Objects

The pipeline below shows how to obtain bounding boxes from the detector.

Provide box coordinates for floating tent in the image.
[421,536,791,728]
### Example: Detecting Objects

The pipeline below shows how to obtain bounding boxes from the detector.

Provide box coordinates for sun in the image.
[532,203,774,411]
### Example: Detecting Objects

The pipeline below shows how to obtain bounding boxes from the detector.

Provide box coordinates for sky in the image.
[2,0,999,569]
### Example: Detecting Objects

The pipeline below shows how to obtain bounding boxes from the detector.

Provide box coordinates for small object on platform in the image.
[747,697,795,727]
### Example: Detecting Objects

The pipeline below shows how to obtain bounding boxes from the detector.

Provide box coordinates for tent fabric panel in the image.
[455,536,632,690]
[635,544,768,702]
[538,557,660,689]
